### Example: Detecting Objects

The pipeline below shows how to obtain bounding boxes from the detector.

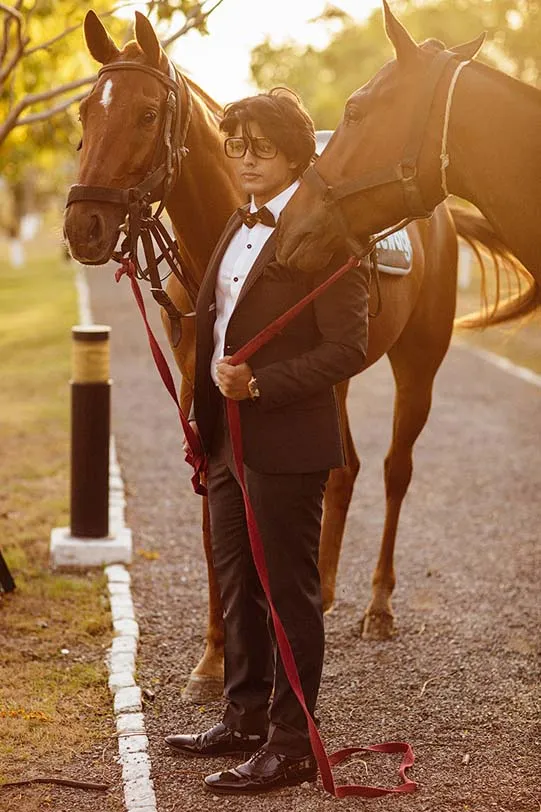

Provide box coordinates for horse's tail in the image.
[449,204,539,329]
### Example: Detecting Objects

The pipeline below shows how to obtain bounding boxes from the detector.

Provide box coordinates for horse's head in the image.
[64,11,184,265]
[276,0,485,271]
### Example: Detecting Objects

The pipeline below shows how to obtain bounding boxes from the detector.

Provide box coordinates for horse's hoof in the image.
[182,674,224,704]
[361,611,396,640]
[321,586,335,614]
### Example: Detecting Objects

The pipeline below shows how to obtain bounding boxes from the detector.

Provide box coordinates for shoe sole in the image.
[166,745,260,759]
[203,770,318,794]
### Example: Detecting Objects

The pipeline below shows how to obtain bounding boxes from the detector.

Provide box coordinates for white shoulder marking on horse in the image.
[100,79,114,111]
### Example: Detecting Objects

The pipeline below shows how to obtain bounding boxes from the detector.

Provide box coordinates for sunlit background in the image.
[1,0,540,273]
[143,0,381,103]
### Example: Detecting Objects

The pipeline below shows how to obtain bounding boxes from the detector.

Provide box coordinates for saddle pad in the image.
[375,229,413,275]
[315,130,412,276]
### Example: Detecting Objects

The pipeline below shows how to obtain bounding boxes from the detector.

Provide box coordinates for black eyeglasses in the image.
[224,136,278,160]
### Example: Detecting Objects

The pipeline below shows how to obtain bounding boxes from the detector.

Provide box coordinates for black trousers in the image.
[207,405,328,757]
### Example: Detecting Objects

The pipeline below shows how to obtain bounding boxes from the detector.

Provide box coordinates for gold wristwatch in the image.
[247,375,260,401]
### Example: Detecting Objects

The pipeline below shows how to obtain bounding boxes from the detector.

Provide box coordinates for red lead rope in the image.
[116,256,417,798]
[114,261,207,496]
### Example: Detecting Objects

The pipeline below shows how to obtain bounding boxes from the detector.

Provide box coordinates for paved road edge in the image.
[76,264,158,812]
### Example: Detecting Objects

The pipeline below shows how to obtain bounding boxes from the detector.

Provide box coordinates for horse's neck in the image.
[165,87,243,284]
[448,64,541,275]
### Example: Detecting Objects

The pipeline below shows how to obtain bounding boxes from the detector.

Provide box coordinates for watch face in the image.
[248,377,260,399]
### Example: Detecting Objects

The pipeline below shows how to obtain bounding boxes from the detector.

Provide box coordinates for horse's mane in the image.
[182,73,223,118]
[119,42,223,118]
[419,38,541,109]
[472,60,541,109]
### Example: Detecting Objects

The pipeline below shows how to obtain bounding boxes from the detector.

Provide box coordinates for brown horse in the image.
[64,11,534,704]
[276,0,541,285]
[275,3,539,641]
[64,9,241,701]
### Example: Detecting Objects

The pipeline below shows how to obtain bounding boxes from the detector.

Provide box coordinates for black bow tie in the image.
[237,206,276,229]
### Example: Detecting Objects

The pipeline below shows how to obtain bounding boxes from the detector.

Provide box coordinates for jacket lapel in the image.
[234,230,277,311]
[196,210,242,315]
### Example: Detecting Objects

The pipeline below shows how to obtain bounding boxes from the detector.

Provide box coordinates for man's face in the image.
[228,120,298,207]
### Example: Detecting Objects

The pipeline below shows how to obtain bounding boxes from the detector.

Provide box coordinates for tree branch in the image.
[13,91,87,127]
[24,18,83,57]
[0,2,24,74]
[162,0,226,49]
[23,2,141,57]
[0,2,23,21]
[0,35,30,86]
[0,75,95,146]
[0,4,20,66]
[0,0,225,148]
[18,74,95,107]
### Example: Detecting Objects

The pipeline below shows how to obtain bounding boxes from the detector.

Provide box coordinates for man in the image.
[166,87,370,794]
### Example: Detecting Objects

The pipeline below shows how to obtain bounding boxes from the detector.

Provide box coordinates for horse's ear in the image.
[84,10,119,65]
[450,31,486,61]
[382,0,417,63]
[135,11,167,70]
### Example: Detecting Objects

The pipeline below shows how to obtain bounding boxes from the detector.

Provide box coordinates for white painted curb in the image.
[75,264,158,812]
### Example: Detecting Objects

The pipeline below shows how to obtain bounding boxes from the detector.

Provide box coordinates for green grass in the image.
[0,253,116,783]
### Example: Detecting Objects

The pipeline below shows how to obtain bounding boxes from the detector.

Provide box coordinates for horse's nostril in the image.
[89,214,102,244]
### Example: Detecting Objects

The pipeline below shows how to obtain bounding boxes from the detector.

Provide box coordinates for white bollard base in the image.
[50,526,132,569]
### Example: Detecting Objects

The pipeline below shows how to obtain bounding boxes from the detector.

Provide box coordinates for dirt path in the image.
[87,268,540,812]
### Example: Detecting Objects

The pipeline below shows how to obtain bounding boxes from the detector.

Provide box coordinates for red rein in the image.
[116,257,418,798]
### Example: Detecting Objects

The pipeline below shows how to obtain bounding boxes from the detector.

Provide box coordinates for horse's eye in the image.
[142,110,158,125]
[76,139,82,152]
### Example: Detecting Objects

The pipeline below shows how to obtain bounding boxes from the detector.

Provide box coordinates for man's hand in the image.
[216,357,252,400]
[183,420,200,454]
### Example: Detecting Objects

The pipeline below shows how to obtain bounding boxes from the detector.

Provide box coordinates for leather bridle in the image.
[66,59,196,347]
[302,49,470,260]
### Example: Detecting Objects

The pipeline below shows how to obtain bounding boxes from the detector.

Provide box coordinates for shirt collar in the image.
[249,179,300,222]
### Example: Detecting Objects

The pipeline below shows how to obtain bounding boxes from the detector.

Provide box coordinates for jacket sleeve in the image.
[253,258,370,411]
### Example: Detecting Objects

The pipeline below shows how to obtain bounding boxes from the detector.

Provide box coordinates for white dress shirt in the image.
[211,179,300,385]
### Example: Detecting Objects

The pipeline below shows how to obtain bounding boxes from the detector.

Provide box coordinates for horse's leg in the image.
[318,379,360,612]
[361,356,436,638]
[362,230,457,639]
[162,288,225,702]
[182,494,225,701]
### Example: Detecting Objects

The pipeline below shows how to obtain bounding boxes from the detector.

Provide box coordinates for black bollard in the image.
[70,326,111,538]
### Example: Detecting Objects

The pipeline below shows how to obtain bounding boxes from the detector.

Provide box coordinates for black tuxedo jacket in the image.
[193,209,370,474]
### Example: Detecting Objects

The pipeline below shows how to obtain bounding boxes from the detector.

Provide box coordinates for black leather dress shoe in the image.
[204,747,317,794]
[165,722,265,758]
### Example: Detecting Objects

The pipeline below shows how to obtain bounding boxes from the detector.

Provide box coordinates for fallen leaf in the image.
[136,549,160,560]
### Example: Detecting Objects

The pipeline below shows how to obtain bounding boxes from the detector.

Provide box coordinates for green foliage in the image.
[250,0,541,129]
[251,11,392,129]
[151,0,210,32]
[0,1,217,204]
[1,2,122,176]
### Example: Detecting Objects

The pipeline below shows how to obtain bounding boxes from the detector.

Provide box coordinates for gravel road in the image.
[87,267,540,812]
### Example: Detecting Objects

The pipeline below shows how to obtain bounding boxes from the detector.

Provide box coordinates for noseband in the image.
[303,49,470,259]
[66,60,196,347]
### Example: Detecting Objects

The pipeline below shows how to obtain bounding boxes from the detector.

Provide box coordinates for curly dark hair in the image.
[220,87,316,176]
